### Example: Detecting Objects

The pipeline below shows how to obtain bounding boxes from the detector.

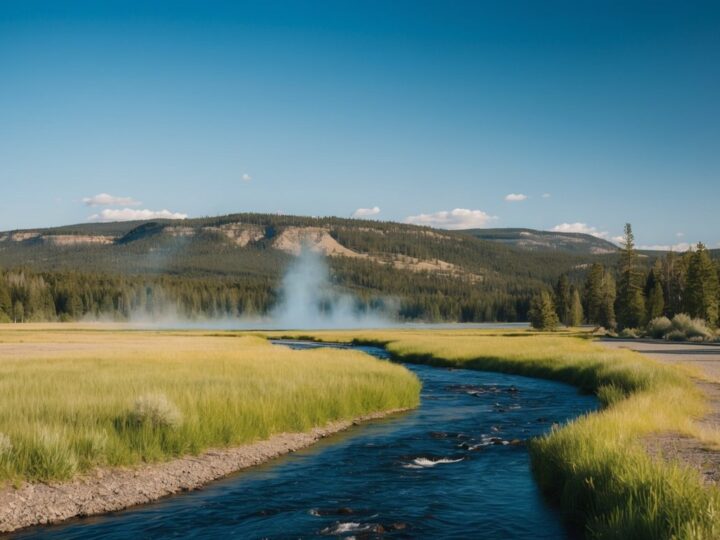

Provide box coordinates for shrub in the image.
[131,393,183,429]
[670,314,713,341]
[647,316,672,339]
[619,327,639,339]
[671,313,694,334]
[685,319,713,340]
[666,330,687,342]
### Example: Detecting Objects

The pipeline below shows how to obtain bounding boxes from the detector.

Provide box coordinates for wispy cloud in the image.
[676,232,685,238]
[504,193,527,202]
[87,208,188,222]
[352,206,381,218]
[82,193,142,207]
[404,208,498,230]
[552,222,609,240]
[541,193,551,199]
[242,173,252,182]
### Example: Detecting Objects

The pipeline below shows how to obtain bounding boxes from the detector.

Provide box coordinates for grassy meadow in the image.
[269,329,720,540]
[0,326,420,483]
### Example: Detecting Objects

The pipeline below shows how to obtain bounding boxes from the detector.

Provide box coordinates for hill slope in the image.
[0,214,618,322]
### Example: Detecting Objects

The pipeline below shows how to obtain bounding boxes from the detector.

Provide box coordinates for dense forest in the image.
[532,224,720,335]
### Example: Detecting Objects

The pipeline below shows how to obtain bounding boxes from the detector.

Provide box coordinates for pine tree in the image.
[584,264,605,325]
[0,275,11,318]
[616,223,646,329]
[528,291,559,331]
[685,243,719,327]
[601,272,617,329]
[645,262,665,321]
[569,287,584,327]
[584,264,616,328]
[662,251,691,317]
[554,274,572,326]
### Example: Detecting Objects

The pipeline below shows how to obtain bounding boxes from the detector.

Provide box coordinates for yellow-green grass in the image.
[266,329,720,539]
[0,328,420,483]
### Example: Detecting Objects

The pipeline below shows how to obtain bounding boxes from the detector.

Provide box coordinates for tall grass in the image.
[0,329,420,483]
[277,329,720,539]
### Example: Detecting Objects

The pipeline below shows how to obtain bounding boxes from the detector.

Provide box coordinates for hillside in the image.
[462,228,619,254]
[0,213,619,322]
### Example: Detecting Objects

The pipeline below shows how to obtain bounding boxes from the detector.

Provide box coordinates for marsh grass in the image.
[0,330,420,482]
[276,329,720,539]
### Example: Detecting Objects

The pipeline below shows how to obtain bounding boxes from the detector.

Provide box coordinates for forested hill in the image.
[463,228,619,254]
[0,213,624,322]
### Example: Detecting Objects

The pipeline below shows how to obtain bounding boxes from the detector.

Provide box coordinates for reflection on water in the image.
[18,341,596,539]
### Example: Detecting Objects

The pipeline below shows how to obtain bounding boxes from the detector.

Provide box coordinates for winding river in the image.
[17,340,596,539]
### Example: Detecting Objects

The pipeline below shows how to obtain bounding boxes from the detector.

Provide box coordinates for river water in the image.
[17,341,596,539]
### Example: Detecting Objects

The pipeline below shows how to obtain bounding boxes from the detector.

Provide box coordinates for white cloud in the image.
[676,232,685,238]
[638,242,693,252]
[87,208,188,222]
[504,193,528,202]
[404,208,498,230]
[611,235,625,245]
[352,206,381,218]
[552,222,609,240]
[242,173,252,182]
[541,193,551,198]
[83,193,142,207]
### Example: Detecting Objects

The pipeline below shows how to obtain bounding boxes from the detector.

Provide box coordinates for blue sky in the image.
[1,1,719,249]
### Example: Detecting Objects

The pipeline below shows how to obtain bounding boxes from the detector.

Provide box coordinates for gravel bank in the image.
[0,408,408,533]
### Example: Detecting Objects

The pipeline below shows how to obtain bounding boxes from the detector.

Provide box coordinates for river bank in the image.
[0,408,409,533]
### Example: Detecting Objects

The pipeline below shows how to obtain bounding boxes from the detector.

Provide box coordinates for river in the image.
[16,340,596,539]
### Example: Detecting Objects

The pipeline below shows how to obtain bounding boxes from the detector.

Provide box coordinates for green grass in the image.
[274,329,720,540]
[0,328,420,483]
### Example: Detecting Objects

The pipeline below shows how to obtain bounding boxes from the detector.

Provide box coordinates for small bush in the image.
[619,328,639,339]
[131,393,183,429]
[685,319,713,340]
[668,314,713,341]
[671,313,693,333]
[666,330,687,342]
[647,316,672,339]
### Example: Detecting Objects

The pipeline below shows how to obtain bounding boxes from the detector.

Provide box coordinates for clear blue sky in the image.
[1,1,719,249]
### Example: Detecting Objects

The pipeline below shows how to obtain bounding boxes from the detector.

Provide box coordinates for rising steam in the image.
[269,247,391,329]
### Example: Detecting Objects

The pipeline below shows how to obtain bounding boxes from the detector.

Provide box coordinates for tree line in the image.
[530,224,720,331]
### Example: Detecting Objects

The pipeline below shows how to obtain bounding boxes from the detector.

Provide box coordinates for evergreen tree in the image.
[554,273,572,326]
[645,262,665,321]
[685,243,719,327]
[662,251,691,318]
[601,272,617,329]
[0,275,11,318]
[616,223,646,329]
[569,286,584,327]
[584,264,605,325]
[584,263,616,328]
[528,290,559,331]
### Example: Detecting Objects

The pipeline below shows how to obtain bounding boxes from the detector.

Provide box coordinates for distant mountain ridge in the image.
[462,228,619,254]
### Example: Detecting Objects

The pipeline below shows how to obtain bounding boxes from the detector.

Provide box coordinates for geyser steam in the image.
[269,247,391,329]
